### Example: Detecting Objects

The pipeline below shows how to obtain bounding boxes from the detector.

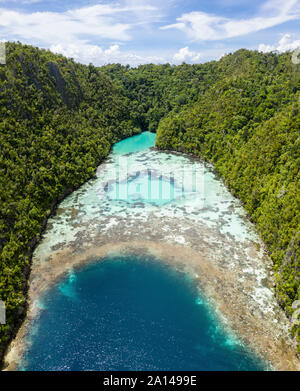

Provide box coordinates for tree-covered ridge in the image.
[101,60,219,132]
[155,50,300,352]
[0,42,138,363]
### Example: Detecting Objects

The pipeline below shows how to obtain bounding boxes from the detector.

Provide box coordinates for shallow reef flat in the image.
[4,134,300,371]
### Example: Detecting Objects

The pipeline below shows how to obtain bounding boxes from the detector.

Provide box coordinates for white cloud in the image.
[123,0,165,24]
[173,47,201,63]
[0,1,167,65]
[161,0,300,41]
[50,43,166,67]
[258,34,300,53]
[0,7,132,44]
[50,42,234,66]
[0,2,161,46]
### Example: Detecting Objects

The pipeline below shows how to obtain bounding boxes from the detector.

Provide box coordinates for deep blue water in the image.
[20,256,264,371]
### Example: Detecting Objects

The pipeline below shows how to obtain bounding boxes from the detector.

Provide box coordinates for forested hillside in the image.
[0,43,299,363]
[101,50,299,353]
[0,42,138,363]
[101,61,219,132]
[154,50,300,352]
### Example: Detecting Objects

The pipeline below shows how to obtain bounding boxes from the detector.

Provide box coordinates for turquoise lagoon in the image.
[18,131,274,371]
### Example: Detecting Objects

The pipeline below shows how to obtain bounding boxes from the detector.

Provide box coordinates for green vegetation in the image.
[101,61,219,132]
[0,42,138,362]
[154,50,300,353]
[0,43,299,362]
[102,50,299,353]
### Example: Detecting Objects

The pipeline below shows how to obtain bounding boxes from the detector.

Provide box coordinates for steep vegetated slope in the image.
[0,43,299,363]
[0,42,138,362]
[155,50,300,352]
[101,61,220,132]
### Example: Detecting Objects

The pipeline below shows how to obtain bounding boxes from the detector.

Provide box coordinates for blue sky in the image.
[0,0,299,65]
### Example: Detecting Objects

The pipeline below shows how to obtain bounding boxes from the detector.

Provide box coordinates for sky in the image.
[0,0,299,66]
